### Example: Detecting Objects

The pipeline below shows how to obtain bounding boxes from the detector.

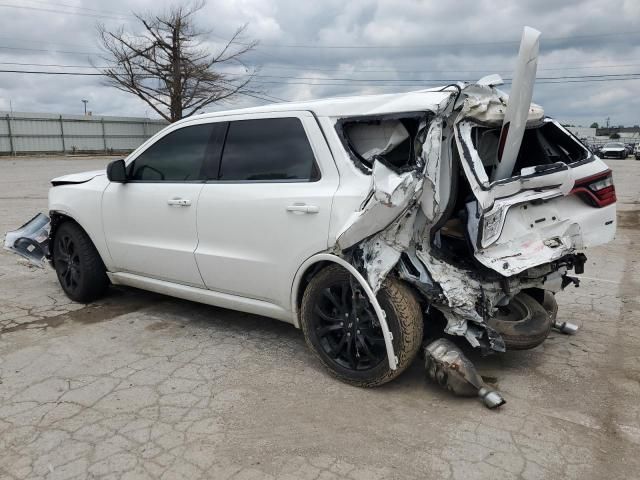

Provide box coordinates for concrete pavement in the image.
[1,156,639,480]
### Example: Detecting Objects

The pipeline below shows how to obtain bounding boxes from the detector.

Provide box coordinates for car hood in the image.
[602,146,625,151]
[51,169,106,186]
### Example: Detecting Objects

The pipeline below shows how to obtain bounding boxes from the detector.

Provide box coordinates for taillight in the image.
[570,169,616,207]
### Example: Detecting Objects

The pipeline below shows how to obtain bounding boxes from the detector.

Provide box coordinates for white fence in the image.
[0,112,168,155]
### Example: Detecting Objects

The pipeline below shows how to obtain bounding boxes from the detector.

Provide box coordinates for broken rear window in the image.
[469,120,590,178]
[336,113,432,173]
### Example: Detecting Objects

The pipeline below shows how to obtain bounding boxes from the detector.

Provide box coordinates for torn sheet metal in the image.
[335,111,508,351]
[493,26,541,181]
[339,118,441,293]
[332,79,596,353]
[3,213,50,267]
[336,160,422,251]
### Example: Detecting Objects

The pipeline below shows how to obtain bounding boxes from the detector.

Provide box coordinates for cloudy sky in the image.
[0,0,639,126]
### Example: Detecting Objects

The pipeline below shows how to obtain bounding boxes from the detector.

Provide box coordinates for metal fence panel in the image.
[13,136,63,153]
[0,136,11,152]
[0,117,9,135]
[0,112,168,155]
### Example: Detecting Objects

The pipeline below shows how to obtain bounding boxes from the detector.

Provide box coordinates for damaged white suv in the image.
[5,33,617,392]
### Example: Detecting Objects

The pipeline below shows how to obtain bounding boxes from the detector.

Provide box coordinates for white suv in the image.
[5,81,617,387]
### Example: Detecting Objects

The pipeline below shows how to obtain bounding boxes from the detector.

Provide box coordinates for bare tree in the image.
[96,1,259,122]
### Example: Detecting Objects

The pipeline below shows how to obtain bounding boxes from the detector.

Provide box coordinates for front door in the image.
[102,121,226,286]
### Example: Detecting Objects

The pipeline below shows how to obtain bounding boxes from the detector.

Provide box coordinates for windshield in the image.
[605,143,624,148]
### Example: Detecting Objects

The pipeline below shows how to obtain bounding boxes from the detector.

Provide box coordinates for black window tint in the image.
[219,118,319,181]
[130,123,226,181]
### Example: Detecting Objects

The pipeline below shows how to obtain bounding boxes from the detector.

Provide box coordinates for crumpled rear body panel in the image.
[330,81,616,351]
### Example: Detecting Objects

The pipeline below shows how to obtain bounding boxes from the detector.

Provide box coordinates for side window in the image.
[129,123,226,181]
[219,117,319,181]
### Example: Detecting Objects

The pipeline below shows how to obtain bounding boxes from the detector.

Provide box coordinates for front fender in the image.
[49,176,114,270]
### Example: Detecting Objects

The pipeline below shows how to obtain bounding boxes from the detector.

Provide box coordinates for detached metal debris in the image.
[424,339,505,409]
[3,213,50,267]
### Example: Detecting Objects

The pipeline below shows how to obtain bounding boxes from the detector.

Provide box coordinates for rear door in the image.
[102,121,226,286]
[195,112,339,309]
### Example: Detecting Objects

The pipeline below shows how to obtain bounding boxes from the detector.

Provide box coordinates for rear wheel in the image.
[53,222,109,303]
[300,265,423,387]
[487,292,552,350]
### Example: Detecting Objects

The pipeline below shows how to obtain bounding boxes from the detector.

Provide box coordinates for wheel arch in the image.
[48,210,111,269]
[290,253,399,370]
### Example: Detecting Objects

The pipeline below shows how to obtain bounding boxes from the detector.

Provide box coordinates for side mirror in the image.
[106,159,127,183]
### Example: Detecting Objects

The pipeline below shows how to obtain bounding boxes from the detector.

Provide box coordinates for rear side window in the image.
[130,123,226,181]
[337,113,431,173]
[219,118,319,181]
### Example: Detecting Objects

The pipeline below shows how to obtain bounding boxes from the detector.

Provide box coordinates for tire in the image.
[52,221,109,303]
[487,292,552,350]
[300,265,423,387]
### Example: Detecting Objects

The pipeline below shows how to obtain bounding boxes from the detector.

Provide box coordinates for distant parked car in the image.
[634,144,640,160]
[600,142,628,159]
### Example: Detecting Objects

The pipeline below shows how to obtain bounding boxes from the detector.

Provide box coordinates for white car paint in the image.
[102,182,206,286]
[194,111,339,308]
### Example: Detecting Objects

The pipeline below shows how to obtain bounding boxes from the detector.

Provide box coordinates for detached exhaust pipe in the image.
[553,320,579,335]
[542,290,579,335]
[424,338,506,409]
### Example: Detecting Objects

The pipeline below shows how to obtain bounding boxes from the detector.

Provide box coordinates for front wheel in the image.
[300,265,423,387]
[53,222,109,303]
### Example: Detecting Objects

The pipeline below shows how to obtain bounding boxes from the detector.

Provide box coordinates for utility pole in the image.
[82,99,88,115]
[606,116,610,129]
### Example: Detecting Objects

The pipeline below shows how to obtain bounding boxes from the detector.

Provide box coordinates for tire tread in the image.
[54,222,109,303]
[300,265,423,387]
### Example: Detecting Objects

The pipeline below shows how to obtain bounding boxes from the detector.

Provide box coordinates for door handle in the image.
[167,198,192,207]
[286,204,319,214]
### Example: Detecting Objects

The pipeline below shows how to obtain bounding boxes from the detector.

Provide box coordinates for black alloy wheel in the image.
[300,265,423,387]
[55,233,82,294]
[312,280,387,371]
[53,221,109,303]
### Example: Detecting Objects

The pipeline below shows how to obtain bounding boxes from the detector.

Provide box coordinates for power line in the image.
[220,30,640,50]
[0,45,100,55]
[5,59,640,79]
[22,0,131,17]
[247,77,640,87]
[254,62,640,74]
[241,72,640,83]
[0,61,104,68]
[0,2,128,20]
[0,69,103,75]
[1,69,638,85]
[0,69,285,103]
